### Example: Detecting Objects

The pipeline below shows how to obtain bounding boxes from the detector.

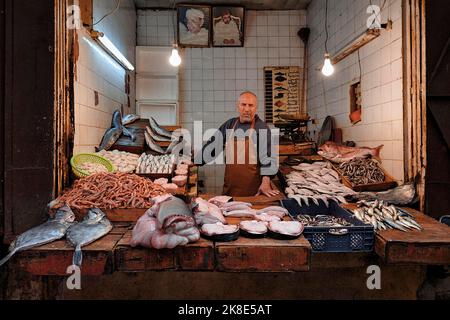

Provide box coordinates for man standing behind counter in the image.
[198,91,280,197]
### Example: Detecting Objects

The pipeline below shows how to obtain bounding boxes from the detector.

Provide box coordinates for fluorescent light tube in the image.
[91,30,135,71]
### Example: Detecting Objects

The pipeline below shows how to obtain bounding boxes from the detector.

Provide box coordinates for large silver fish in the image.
[122,114,140,126]
[0,205,76,267]
[66,208,113,267]
[146,126,171,142]
[356,182,416,205]
[150,117,173,139]
[122,126,136,142]
[96,126,123,152]
[144,131,166,154]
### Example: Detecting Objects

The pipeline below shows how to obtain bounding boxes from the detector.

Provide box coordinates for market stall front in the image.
[2,0,450,301]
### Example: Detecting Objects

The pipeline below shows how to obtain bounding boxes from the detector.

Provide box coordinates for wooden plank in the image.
[375,208,450,265]
[215,236,311,272]
[279,143,314,156]
[331,29,381,65]
[73,208,148,222]
[12,233,123,276]
[114,230,175,271]
[175,238,214,270]
[311,252,379,269]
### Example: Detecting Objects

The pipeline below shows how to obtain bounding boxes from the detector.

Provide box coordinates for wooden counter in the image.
[6,199,450,276]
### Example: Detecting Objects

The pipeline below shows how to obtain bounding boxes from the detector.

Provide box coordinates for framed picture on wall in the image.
[212,6,245,47]
[177,4,211,47]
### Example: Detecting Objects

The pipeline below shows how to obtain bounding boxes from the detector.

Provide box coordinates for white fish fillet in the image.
[240,221,267,234]
[201,223,239,236]
[268,221,303,236]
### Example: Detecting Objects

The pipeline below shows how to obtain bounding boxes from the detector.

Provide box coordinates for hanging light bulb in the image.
[169,46,181,67]
[321,53,334,77]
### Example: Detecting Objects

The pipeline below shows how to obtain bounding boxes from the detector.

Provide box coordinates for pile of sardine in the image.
[136,154,177,174]
[285,162,356,206]
[352,200,422,232]
[338,158,385,185]
[295,215,353,227]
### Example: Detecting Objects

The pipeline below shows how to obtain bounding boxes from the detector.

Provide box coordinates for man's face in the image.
[222,13,231,24]
[187,15,204,34]
[237,94,258,123]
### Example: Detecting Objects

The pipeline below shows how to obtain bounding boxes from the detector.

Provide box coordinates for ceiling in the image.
[134,0,311,10]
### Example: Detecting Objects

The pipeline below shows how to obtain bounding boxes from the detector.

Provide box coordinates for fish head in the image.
[55,205,76,224]
[85,208,106,224]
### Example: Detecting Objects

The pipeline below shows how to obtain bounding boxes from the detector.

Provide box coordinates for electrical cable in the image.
[92,0,121,27]
[324,0,329,53]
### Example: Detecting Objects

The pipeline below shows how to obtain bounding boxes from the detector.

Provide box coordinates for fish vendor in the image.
[197,91,279,197]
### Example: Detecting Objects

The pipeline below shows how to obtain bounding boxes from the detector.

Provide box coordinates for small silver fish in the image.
[66,208,113,267]
[0,205,76,267]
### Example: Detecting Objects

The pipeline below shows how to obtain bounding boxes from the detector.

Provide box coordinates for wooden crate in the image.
[332,162,398,192]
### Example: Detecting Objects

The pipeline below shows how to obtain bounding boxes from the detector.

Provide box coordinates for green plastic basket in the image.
[71,153,115,178]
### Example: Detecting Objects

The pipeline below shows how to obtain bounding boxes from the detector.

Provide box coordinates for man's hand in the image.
[256,177,280,197]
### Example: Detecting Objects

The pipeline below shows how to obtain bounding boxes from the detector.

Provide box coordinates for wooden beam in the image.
[331,29,381,65]
[79,0,93,29]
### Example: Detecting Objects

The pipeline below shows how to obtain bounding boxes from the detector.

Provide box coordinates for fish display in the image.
[285,161,356,206]
[136,154,177,174]
[144,131,166,154]
[294,214,353,227]
[338,158,385,185]
[122,114,140,126]
[239,220,268,237]
[318,141,383,163]
[267,221,304,239]
[0,206,76,267]
[150,117,173,139]
[146,126,171,142]
[352,200,422,232]
[131,195,200,249]
[66,208,113,267]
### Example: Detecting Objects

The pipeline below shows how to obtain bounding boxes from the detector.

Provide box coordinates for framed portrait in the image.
[212,6,245,47]
[177,4,211,48]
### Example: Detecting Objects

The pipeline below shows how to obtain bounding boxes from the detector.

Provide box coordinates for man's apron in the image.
[223,119,262,196]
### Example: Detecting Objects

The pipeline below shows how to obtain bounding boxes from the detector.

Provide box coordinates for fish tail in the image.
[73,245,83,267]
[0,249,17,268]
[373,145,384,161]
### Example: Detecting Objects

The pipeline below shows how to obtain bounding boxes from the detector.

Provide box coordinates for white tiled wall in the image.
[307,0,404,181]
[138,9,307,193]
[73,0,136,154]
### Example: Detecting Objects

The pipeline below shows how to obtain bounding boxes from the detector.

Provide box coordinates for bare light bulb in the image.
[321,54,334,77]
[169,48,181,67]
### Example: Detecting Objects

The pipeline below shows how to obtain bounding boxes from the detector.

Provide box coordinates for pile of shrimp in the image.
[52,173,167,209]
